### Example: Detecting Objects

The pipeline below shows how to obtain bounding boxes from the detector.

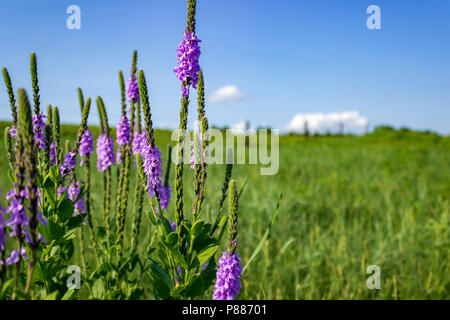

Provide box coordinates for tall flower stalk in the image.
[173,0,199,252]
[17,89,40,297]
[192,69,208,221]
[213,180,242,300]
[96,96,113,245]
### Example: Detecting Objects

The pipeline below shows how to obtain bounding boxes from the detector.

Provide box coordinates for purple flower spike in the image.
[60,150,77,178]
[116,116,131,146]
[126,77,140,102]
[159,184,171,210]
[96,134,115,172]
[8,114,47,150]
[6,186,28,238]
[212,251,242,300]
[49,142,56,165]
[174,30,201,97]
[0,190,7,252]
[68,182,85,216]
[132,131,147,156]
[116,116,131,164]
[140,140,171,210]
[32,113,47,150]
[79,130,93,165]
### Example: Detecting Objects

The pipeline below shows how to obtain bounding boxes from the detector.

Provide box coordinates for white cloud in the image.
[285,110,369,133]
[209,85,244,103]
[229,121,248,135]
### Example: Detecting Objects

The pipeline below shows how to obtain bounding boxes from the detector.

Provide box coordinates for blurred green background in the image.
[0,121,449,299]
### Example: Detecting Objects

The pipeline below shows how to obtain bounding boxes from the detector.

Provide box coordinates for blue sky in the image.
[0,0,449,134]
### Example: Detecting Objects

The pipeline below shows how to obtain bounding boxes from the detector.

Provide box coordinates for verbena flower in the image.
[5,247,27,265]
[169,220,177,232]
[132,131,147,156]
[68,182,85,216]
[96,133,115,172]
[159,184,171,210]
[140,141,171,210]
[6,185,28,238]
[8,114,47,150]
[8,126,17,138]
[116,115,131,164]
[57,186,66,197]
[79,129,93,165]
[212,251,243,300]
[32,113,47,150]
[60,150,77,178]
[0,190,6,252]
[49,142,56,165]
[174,30,201,97]
[126,77,140,102]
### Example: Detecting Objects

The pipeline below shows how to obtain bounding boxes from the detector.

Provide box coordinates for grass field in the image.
[0,122,448,299]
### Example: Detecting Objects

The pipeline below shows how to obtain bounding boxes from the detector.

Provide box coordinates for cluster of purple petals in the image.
[116,116,131,164]
[141,143,171,210]
[32,114,47,150]
[126,77,140,102]
[5,186,47,249]
[5,186,27,238]
[60,150,77,178]
[68,182,85,216]
[212,251,243,300]
[49,142,56,165]
[116,116,131,146]
[159,184,171,210]
[174,31,201,97]
[132,131,147,156]
[4,247,27,266]
[79,130,93,165]
[8,114,47,150]
[8,126,17,138]
[96,134,115,172]
[0,191,6,252]
[169,220,177,232]
[57,186,66,197]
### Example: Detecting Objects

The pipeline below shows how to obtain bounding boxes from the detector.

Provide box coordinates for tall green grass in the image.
[0,121,448,299]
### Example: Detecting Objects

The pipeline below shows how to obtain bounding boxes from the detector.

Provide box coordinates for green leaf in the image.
[193,242,219,268]
[183,258,217,298]
[96,226,106,240]
[49,165,61,184]
[146,209,158,226]
[42,290,59,300]
[166,232,178,247]
[67,214,83,231]
[44,184,56,209]
[218,215,227,227]
[148,258,173,300]
[58,198,75,222]
[7,168,16,183]
[92,279,106,299]
[191,220,205,237]
[41,219,65,243]
[160,241,188,270]
[61,288,77,300]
